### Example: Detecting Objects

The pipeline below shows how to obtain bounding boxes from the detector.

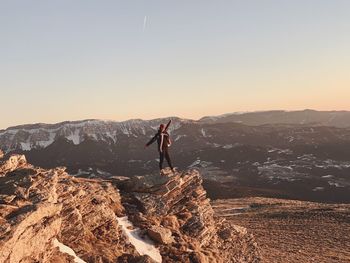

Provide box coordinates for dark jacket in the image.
[146,131,172,152]
[146,120,172,152]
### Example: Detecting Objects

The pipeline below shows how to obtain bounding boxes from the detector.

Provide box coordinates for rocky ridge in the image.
[0,153,261,263]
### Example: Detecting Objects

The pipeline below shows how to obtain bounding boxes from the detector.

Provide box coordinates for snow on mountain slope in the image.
[2,110,350,154]
[0,118,188,153]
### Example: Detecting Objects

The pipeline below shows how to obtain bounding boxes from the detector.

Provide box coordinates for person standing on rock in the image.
[145,120,174,172]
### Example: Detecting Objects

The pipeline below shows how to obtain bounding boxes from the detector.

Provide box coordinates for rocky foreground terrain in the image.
[0,152,261,263]
[213,198,350,263]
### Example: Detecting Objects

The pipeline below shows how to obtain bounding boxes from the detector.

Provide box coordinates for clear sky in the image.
[1,1,350,129]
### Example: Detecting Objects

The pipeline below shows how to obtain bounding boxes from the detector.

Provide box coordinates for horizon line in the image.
[2,108,350,131]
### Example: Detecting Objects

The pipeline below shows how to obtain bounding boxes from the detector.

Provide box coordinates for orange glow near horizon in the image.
[1,1,350,129]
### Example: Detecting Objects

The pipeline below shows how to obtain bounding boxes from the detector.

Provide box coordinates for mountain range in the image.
[1,110,350,203]
[1,110,350,153]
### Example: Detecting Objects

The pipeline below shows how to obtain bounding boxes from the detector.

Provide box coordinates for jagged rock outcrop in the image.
[114,169,262,262]
[0,154,261,263]
[0,155,140,263]
[0,154,27,176]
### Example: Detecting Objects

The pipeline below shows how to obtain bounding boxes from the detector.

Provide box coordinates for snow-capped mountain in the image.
[2,110,350,154]
[0,117,188,153]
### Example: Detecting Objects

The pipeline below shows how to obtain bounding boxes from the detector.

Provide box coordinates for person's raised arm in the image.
[164,119,172,132]
[145,133,158,148]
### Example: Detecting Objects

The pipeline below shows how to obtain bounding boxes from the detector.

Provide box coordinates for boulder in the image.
[161,215,180,230]
[147,226,174,244]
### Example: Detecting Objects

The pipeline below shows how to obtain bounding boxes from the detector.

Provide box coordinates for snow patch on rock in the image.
[53,238,86,263]
[116,216,162,263]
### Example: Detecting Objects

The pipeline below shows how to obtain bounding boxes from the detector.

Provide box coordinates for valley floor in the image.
[212,197,350,263]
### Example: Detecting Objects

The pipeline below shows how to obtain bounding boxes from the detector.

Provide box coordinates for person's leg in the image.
[165,149,173,170]
[159,151,164,170]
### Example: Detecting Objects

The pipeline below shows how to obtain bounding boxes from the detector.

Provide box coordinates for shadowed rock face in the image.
[0,154,261,263]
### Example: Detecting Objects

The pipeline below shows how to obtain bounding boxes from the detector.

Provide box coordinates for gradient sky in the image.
[1,1,350,129]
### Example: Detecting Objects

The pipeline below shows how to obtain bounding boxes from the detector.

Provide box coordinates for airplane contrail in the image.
[143,16,147,32]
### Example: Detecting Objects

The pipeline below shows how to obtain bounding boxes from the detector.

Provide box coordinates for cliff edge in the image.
[0,154,261,263]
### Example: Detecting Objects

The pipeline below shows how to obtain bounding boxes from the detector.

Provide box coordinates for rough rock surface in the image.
[147,226,174,245]
[0,154,261,263]
[0,154,28,176]
[0,154,139,263]
[115,168,262,262]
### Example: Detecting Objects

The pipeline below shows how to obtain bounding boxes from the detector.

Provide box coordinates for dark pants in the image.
[159,148,173,170]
